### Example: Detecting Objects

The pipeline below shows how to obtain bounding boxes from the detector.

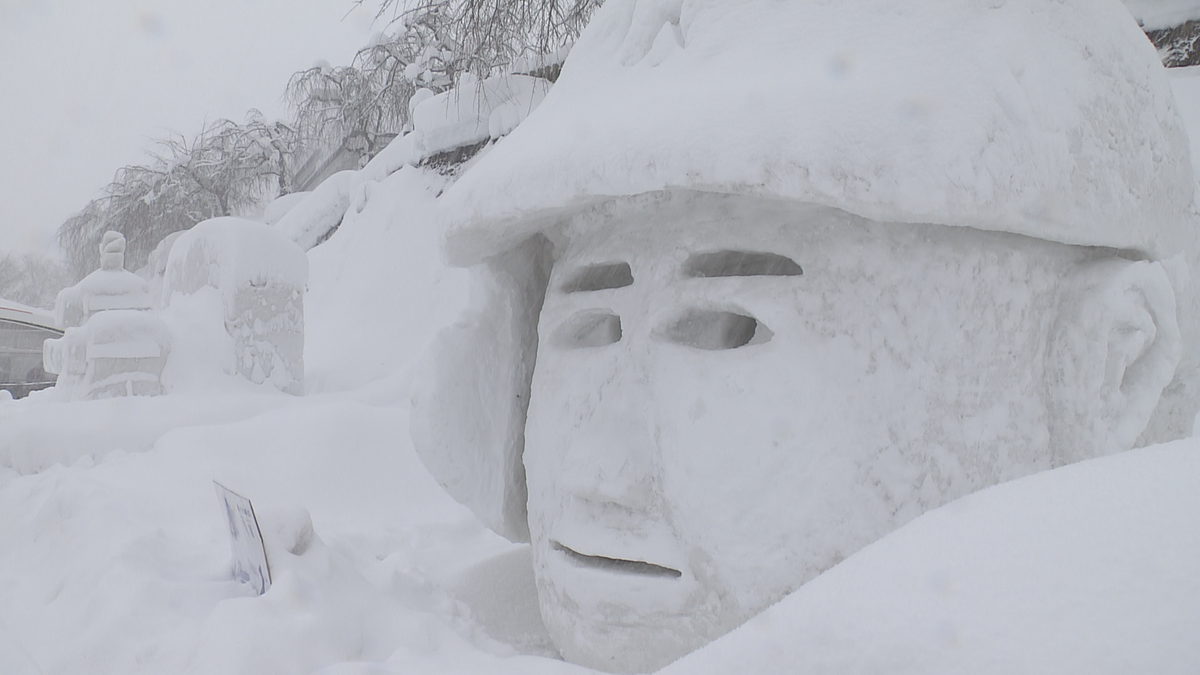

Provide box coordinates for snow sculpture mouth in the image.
[552,541,683,579]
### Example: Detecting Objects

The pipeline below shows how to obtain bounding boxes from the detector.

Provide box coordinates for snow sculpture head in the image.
[411,0,1199,672]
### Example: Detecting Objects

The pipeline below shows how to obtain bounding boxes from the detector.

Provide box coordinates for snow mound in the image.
[272,69,551,255]
[303,164,470,395]
[274,171,361,252]
[1125,0,1200,30]
[662,439,1200,675]
[412,74,551,157]
[261,191,312,226]
[438,0,1194,266]
[273,132,422,252]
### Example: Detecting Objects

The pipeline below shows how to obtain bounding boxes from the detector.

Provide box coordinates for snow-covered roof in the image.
[438,0,1195,266]
[1125,0,1200,30]
[0,298,58,330]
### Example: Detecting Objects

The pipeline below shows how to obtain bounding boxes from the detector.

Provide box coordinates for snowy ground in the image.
[2,71,1200,675]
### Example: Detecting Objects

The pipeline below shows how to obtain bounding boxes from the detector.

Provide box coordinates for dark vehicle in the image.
[0,300,62,398]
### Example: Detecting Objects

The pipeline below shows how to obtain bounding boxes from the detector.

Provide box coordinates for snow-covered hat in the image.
[438,0,1194,265]
[415,0,1199,542]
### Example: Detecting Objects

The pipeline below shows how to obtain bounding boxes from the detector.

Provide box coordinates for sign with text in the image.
[214,481,271,595]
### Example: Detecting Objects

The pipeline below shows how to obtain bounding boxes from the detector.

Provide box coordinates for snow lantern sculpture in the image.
[162,217,308,394]
[43,232,171,400]
[411,0,1199,672]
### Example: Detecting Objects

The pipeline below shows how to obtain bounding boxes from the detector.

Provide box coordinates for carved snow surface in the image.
[163,217,308,394]
[412,0,1199,667]
[438,0,1195,266]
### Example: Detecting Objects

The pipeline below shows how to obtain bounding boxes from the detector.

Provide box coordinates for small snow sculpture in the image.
[162,217,308,394]
[55,231,153,328]
[411,0,1200,672]
[44,232,170,400]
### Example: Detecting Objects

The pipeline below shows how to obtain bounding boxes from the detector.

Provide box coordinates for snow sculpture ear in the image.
[409,235,552,543]
[1048,259,1181,463]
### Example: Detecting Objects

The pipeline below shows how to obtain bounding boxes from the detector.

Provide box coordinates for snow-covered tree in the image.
[368,0,599,72]
[0,252,71,309]
[286,6,464,150]
[286,59,411,157]
[286,0,595,155]
[57,112,299,280]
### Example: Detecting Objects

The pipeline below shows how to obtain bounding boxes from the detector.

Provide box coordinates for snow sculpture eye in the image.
[659,309,772,350]
[562,262,634,292]
[552,311,623,348]
[684,251,803,278]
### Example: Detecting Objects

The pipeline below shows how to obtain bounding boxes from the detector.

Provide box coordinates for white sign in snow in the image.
[214,481,271,595]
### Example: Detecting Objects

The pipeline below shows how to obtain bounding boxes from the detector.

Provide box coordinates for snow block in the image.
[163,217,308,394]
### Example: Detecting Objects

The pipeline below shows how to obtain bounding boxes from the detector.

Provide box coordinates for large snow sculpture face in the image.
[522,194,1179,673]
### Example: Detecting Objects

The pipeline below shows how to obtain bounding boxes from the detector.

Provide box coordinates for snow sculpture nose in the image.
[557,362,658,513]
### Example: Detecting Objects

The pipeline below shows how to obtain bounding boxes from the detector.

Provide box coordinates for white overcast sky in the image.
[0,0,378,257]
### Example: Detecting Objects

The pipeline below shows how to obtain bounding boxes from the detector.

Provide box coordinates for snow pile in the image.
[438,0,1193,266]
[1170,66,1200,184]
[273,70,553,253]
[411,74,552,156]
[302,165,469,395]
[163,218,308,394]
[274,170,362,252]
[1125,0,1200,30]
[137,230,186,309]
[662,440,1200,675]
[0,162,600,675]
[272,132,419,252]
[261,191,311,226]
[0,395,570,675]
